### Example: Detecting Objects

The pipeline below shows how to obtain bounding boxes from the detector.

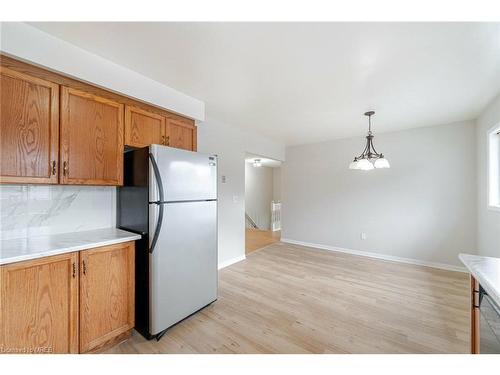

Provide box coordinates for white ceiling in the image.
[245,153,282,168]
[29,22,500,145]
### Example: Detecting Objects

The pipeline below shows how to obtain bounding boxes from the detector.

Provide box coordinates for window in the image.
[488,124,500,210]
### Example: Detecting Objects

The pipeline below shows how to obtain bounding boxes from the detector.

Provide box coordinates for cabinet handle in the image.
[63,161,69,176]
[82,260,87,275]
[51,161,57,175]
[72,262,76,278]
[165,136,170,146]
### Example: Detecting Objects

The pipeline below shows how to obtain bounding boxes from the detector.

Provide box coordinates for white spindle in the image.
[271,201,281,232]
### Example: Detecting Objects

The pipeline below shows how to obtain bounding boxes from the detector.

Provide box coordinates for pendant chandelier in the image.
[349,111,390,171]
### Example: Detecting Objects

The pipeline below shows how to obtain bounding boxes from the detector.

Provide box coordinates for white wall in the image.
[0,22,204,121]
[197,118,285,268]
[282,121,477,268]
[477,93,500,257]
[273,167,282,202]
[245,164,274,230]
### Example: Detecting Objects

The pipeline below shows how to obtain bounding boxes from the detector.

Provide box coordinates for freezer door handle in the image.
[149,152,165,253]
[149,152,165,203]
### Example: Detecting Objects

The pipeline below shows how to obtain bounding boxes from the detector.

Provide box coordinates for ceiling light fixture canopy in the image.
[253,159,262,167]
[349,111,390,171]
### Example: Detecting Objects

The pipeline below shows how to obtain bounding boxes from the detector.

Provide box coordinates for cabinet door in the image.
[0,253,79,354]
[165,118,197,151]
[79,242,134,353]
[125,105,166,148]
[60,87,124,185]
[0,67,59,184]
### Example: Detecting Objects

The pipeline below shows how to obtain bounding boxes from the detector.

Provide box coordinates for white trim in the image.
[218,255,246,270]
[0,22,205,121]
[281,238,467,273]
[487,122,500,211]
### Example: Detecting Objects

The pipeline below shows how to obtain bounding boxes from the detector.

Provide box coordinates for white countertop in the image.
[460,253,500,308]
[0,228,141,265]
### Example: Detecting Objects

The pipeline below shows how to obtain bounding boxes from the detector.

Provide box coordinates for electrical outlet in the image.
[233,195,238,203]
[361,232,367,240]
[221,175,227,183]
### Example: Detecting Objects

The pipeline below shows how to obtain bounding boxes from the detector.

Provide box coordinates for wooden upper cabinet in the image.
[0,58,198,186]
[124,105,166,148]
[60,87,124,185]
[165,117,197,151]
[79,242,134,353]
[0,252,79,354]
[0,67,59,184]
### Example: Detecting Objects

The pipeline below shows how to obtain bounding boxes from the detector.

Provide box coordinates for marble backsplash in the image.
[0,185,116,240]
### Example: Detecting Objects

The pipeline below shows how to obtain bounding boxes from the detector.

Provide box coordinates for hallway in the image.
[245,228,281,254]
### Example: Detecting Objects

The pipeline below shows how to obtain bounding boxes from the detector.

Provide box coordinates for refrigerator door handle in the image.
[149,202,164,254]
[149,152,165,253]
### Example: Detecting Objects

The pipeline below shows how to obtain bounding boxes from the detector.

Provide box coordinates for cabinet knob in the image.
[72,263,76,278]
[51,161,57,175]
[82,260,87,275]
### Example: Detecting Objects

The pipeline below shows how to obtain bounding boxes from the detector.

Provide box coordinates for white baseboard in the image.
[218,255,246,270]
[280,238,466,273]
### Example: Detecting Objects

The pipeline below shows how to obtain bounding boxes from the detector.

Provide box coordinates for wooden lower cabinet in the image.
[0,241,135,354]
[470,275,480,354]
[0,252,79,354]
[79,242,135,353]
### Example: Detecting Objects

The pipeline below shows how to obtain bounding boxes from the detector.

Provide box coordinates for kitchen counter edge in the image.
[459,253,500,308]
[0,228,142,266]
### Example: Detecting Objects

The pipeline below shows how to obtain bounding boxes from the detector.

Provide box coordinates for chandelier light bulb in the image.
[349,160,360,170]
[357,159,374,171]
[374,157,390,169]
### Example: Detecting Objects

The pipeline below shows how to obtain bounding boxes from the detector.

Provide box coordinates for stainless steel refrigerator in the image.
[117,144,217,340]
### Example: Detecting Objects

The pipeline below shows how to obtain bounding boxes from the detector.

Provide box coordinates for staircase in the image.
[246,201,281,231]
[245,213,259,229]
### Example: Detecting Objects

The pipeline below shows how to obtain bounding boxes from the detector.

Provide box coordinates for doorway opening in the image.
[244,153,282,254]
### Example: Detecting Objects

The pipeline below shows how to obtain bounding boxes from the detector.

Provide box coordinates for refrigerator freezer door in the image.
[149,200,217,335]
[149,145,217,202]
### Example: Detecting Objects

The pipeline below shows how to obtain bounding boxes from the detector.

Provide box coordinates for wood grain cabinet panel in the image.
[166,118,197,151]
[1,57,199,185]
[125,105,166,148]
[0,67,59,184]
[79,242,134,353]
[470,275,480,354]
[60,87,124,186]
[0,253,79,354]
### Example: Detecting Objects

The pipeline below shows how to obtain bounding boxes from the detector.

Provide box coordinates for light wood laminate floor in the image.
[105,242,469,354]
[245,228,281,254]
